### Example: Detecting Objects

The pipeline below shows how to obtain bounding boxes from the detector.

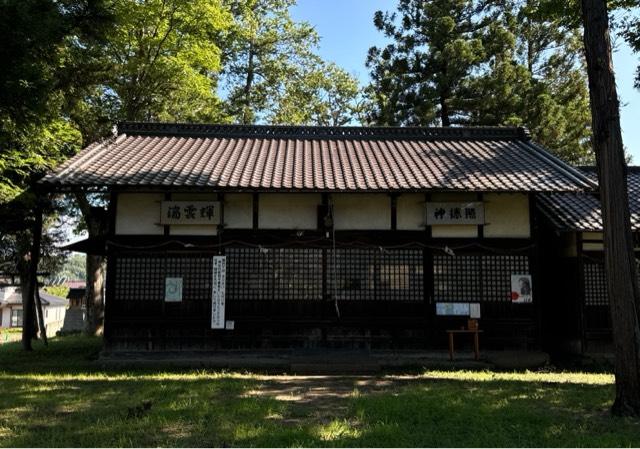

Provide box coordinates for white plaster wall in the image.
[333,194,391,230]
[583,232,603,241]
[0,286,16,302]
[259,194,321,229]
[169,193,218,236]
[115,193,164,235]
[1,306,21,328]
[397,193,425,230]
[430,192,479,238]
[561,232,578,257]
[225,193,253,229]
[432,225,478,238]
[581,231,603,251]
[0,307,9,328]
[484,193,530,238]
[44,306,66,336]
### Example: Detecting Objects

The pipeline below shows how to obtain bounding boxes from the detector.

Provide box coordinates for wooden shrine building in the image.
[537,167,640,354]
[39,122,597,352]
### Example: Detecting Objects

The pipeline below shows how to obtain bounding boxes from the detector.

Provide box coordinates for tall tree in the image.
[468,0,594,163]
[70,0,232,334]
[219,0,321,124]
[78,0,232,138]
[366,0,503,126]
[0,0,112,348]
[270,62,361,126]
[365,0,594,163]
[580,0,640,416]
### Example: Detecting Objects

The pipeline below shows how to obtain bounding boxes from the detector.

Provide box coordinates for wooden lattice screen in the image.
[114,255,213,301]
[226,247,323,301]
[112,250,530,304]
[328,248,424,301]
[582,258,640,306]
[583,261,607,306]
[433,255,530,302]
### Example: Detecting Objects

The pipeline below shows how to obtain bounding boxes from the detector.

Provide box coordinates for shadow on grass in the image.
[0,336,638,447]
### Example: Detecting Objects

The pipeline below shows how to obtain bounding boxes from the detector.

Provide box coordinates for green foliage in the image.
[365,0,595,164]
[60,253,87,281]
[0,0,110,203]
[220,0,318,124]
[271,62,362,126]
[43,285,70,299]
[366,0,504,126]
[466,0,594,163]
[621,9,640,93]
[219,0,361,126]
[92,0,232,127]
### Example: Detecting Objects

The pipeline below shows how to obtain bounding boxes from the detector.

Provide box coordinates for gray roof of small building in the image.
[40,122,595,193]
[39,291,69,307]
[0,289,68,307]
[537,167,640,232]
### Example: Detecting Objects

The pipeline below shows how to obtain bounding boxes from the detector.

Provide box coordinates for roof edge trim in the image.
[117,121,530,141]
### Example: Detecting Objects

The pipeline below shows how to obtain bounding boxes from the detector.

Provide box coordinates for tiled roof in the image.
[0,289,69,306]
[39,291,69,307]
[40,122,595,192]
[537,167,640,232]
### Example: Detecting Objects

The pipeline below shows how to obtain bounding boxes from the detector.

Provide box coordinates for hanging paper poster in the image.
[511,274,533,303]
[436,302,470,316]
[165,278,183,302]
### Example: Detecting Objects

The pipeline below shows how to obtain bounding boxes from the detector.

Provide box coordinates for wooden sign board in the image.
[426,202,484,225]
[161,201,221,225]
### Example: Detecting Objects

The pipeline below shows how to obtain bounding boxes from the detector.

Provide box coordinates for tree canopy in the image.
[365,0,595,164]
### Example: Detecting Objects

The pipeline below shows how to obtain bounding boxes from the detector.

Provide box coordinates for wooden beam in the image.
[252,193,259,230]
[390,194,398,231]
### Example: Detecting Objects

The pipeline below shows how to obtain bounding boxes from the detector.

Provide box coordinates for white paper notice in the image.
[211,256,227,329]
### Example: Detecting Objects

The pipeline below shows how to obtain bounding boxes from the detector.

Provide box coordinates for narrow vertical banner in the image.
[211,256,227,329]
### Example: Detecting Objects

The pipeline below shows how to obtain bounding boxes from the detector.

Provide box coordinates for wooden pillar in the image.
[424,192,434,347]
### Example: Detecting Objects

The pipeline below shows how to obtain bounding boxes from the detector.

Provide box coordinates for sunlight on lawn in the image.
[413,370,615,385]
[0,336,636,447]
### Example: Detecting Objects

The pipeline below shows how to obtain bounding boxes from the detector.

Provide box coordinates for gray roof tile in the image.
[537,167,640,232]
[40,122,595,193]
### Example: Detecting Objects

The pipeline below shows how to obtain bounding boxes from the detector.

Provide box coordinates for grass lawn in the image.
[0,337,638,447]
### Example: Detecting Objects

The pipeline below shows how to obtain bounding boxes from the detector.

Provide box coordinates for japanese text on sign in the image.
[160,201,221,225]
[211,256,227,329]
[426,202,484,225]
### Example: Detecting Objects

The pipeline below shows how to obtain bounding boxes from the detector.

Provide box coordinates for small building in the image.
[0,286,69,336]
[537,167,640,354]
[40,122,596,352]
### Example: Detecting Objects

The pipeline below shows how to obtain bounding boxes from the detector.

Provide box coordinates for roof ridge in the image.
[519,141,598,190]
[117,121,529,141]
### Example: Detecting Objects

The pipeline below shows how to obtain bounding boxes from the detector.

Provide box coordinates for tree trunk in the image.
[21,207,43,351]
[84,254,106,335]
[74,193,108,336]
[242,48,256,125]
[440,96,451,127]
[581,0,640,416]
